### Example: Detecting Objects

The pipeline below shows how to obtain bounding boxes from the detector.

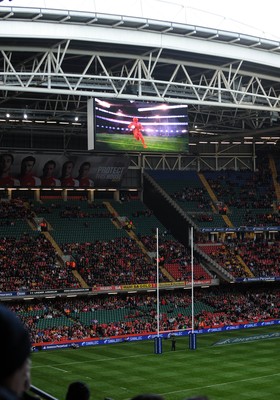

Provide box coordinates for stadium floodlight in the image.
[95,98,110,108]
[138,104,187,112]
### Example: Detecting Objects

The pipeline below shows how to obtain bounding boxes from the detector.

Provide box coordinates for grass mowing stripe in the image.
[31,349,165,369]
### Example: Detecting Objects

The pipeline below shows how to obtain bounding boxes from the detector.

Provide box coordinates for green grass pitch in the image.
[31,326,280,400]
[95,133,189,153]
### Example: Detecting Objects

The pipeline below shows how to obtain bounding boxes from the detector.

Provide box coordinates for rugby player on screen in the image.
[128,117,147,148]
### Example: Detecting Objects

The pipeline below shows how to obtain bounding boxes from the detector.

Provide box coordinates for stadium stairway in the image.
[42,231,89,288]
[72,269,89,288]
[22,201,39,231]
[269,154,280,202]
[198,172,218,204]
[43,231,64,258]
[105,199,175,281]
[198,172,234,228]
[160,266,176,282]
[236,254,254,278]
[194,244,235,282]
[105,200,151,258]
[221,214,234,228]
[26,217,37,231]
[103,201,122,228]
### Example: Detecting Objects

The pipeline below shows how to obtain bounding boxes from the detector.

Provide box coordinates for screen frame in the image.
[88,97,189,154]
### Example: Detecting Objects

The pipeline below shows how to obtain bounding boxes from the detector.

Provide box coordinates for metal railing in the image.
[30,385,58,400]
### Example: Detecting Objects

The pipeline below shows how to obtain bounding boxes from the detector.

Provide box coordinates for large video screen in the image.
[90,98,189,153]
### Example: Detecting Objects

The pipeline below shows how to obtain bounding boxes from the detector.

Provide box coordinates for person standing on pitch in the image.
[171,336,176,351]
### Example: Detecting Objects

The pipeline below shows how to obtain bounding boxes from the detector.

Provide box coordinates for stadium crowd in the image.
[204,169,276,209]
[1,196,280,290]
[61,237,161,286]
[0,234,80,292]
[171,187,211,210]
[6,285,280,345]
[198,237,280,278]
[1,163,280,400]
[0,198,32,220]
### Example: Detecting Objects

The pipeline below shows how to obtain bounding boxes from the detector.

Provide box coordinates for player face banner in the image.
[0,153,130,188]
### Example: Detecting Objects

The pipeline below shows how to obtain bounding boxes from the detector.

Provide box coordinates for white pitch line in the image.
[48,366,68,373]
[122,371,280,400]
[32,350,160,369]
[160,372,280,397]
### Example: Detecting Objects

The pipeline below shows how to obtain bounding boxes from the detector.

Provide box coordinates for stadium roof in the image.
[0,1,280,152]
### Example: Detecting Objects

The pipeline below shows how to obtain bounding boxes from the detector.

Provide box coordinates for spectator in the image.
[65,381,90,400]
[171,336,176,351]
[0,305,31,400]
